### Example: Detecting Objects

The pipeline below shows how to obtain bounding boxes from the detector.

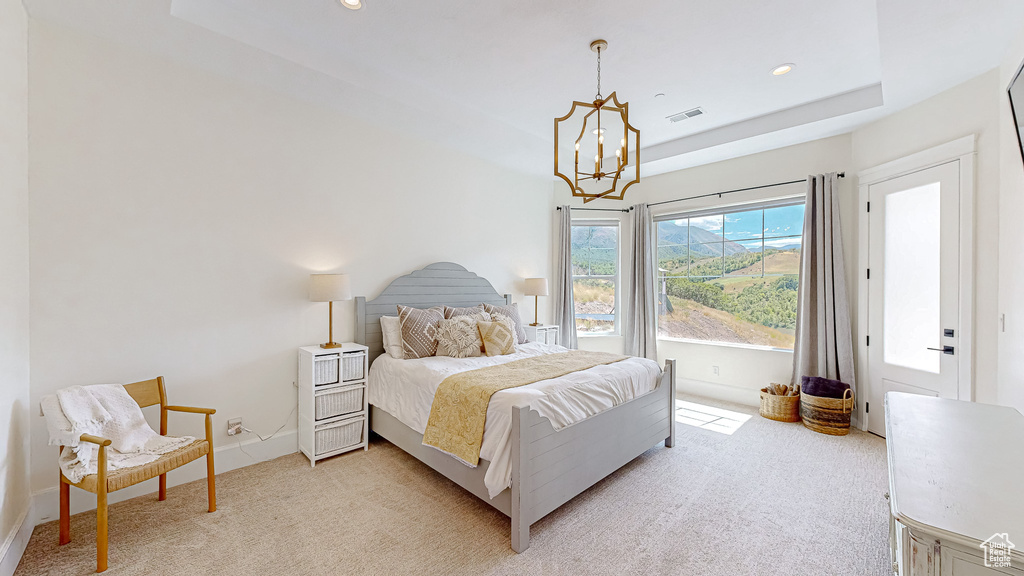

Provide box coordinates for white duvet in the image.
[367,342,661,498]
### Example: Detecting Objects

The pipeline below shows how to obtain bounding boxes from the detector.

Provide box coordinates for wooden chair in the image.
[58,377,216,572]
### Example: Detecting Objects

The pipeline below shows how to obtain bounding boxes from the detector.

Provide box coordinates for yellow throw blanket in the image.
[422,350,628,466]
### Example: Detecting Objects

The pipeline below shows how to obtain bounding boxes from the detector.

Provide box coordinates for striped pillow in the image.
[443,304,485,319]
[482,302,527,344]
[397,305,445,359]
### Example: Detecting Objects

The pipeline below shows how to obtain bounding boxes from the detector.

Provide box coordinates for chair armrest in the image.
[165,405,216,415]
[79,434,112,447]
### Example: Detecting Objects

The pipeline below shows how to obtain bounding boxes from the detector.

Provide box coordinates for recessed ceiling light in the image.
[771,63,795,76]
[341,0,362,10]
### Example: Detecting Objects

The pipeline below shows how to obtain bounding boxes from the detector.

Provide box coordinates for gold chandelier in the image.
[554,39,640,203]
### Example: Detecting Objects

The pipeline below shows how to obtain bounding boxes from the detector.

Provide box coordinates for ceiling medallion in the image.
[554,39,640,204]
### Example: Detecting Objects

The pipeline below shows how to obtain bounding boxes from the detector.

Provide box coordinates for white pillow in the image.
[380,315,405,359]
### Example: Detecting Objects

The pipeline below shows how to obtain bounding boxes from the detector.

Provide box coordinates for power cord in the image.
[236,405,297,460]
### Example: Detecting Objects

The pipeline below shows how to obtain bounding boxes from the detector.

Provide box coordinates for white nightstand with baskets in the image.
[297,343,368,466]
[524,324,560,346]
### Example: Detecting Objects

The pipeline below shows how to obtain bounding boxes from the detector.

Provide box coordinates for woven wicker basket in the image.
[801,389,854,436]
[759,387,801,422]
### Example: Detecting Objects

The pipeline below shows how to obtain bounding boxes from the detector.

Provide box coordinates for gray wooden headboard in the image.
[355,262,512,364]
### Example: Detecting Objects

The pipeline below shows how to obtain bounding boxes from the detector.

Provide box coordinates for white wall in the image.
[997,28,1024,414]
[850,69,1002,405]
[0,0,32,571]
[26,21,552,503]
[556,135,854,405]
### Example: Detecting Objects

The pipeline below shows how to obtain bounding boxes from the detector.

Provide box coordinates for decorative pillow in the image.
[478,316,516,357]
[482,302,528,344]
[380,316,404,359]
[436,313,490,358]
[397,305,445,359]
[443,304,485,319]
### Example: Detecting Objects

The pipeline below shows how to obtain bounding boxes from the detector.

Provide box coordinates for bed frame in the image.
[355,262,676,552]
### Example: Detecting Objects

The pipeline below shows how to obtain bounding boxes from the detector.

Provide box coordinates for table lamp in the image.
[524,278,549,326]
[310,274,352,349]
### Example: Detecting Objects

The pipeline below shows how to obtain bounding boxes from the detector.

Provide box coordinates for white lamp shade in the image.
[309,274,352,302]
[524,278,549,297]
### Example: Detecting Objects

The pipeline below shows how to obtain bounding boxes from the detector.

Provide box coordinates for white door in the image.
[866,160,961,436]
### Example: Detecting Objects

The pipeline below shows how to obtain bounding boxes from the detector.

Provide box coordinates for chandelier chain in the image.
[595,47,602,100]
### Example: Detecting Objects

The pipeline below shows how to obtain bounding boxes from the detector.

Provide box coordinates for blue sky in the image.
[666,204,805,249]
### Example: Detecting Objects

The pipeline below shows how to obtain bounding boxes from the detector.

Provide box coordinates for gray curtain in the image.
[554,206,578,349]
[792,173,856,394]
[624,204,658,359]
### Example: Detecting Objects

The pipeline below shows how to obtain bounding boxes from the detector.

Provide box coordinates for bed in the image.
[355,262,677,552]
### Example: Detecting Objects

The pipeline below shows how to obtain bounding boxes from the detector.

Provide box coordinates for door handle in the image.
[926,346,955,355]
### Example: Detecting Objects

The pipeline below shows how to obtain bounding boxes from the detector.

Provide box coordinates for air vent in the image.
[667,107,705,123]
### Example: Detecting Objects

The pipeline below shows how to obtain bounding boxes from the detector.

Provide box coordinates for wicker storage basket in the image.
[313,354,340,386]
[314,385,364,421]
[314,416,364,455]
[801,389,854,436]
[341,352,365,382]
[759,388,801,422]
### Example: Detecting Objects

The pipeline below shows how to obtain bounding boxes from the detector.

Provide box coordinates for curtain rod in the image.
[555,206,629,213]
[556,172,845,213]
[644,172,845,209]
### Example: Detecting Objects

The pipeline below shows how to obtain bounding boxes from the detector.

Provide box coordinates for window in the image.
[655,200,804,349]
[571,222,618,334]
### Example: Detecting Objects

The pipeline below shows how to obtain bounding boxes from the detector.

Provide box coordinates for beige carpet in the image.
[16,396,889,576]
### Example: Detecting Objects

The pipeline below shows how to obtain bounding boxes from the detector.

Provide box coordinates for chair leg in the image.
[96,489,108,573]
[206,451,216,512]
[205,414,216,512]
[158,474,166,501]
[59,478,70,545]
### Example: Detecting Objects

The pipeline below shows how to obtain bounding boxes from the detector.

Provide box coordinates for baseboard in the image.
[0,503,34,576]
[676,377,760,408]
[31,430,297,527]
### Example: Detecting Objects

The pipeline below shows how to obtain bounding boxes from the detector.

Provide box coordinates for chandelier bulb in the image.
[575,142,580,151]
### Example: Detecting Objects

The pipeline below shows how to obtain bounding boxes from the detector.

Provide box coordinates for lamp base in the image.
[320,342,343,349]
[529,322,541,326]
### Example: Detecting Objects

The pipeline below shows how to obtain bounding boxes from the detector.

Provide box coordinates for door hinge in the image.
[867,201,871,212]
[866,268,870,280]
[866,402,870,414]
[866,335,870,346]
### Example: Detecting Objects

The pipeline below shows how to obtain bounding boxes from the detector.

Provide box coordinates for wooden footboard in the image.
[510,358,676,552]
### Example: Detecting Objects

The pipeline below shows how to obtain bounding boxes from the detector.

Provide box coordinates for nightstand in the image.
[297,342,368,466]
[524,324,560,346]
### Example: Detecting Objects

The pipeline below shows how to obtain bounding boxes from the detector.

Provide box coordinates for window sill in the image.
[656,336,793,353]
[578,332,619,338]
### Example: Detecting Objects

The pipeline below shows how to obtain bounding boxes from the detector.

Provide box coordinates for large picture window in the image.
[656,200,804,349]
[571,222,618,334]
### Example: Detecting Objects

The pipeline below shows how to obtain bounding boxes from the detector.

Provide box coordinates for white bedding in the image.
[368,342,661,498]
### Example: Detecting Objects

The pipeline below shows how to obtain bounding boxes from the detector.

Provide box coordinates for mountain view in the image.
[656,206,804,348]
[570,205,805,347]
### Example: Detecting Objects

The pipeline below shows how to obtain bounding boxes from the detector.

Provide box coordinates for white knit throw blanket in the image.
[40,384,194,484]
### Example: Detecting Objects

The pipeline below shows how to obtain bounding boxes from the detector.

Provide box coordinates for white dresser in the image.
[886,392,1024,575]
[524,324,559,346]
[297,343,369,466]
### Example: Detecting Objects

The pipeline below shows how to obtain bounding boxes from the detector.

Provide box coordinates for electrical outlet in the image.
[712,366,719,376]
[227,418,243,436]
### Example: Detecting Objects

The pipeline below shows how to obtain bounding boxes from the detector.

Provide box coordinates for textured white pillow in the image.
[380,315,404,359]
[435,312,490,358]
